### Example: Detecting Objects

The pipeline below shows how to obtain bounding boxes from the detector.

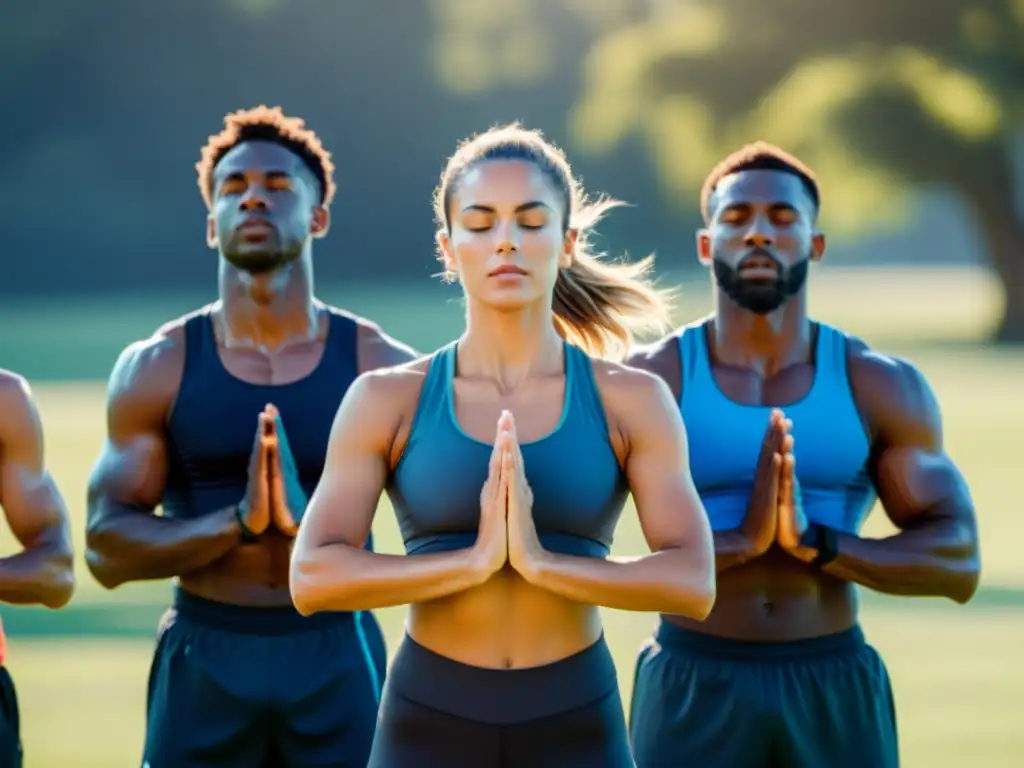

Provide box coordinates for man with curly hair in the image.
[85,106,417,767]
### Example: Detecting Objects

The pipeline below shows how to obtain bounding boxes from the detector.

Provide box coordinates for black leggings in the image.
[368,635,634,768]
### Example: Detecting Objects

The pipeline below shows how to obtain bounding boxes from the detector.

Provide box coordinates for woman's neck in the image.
[459,299,564,388]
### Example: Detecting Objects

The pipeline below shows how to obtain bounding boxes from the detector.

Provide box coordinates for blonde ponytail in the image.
[553,251,673,360]
[552,198,673,359]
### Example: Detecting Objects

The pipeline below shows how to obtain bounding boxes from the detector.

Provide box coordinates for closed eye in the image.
[459,201,553,232]
[219,176,246,196]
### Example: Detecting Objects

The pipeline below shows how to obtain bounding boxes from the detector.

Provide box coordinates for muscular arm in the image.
[85,335,241,589]
[0,375,74,608]
[822,354,980,603]
[290,370,488,615]
[526,368,716,619]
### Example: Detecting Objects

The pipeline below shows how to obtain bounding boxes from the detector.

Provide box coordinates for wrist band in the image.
[802,523,838,568]
[236,502,258,542]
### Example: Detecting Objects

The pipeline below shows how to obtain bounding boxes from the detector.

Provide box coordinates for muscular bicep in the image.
[297,374,397,552]
[866,358,975,531]
[621,373,711,554]
[87,342,176,521]
[88,432,167,517]
[876,447,973,531]
[0,381,71,549]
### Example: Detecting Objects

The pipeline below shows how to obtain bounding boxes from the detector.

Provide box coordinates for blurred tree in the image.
[570,0,1024,342]
[427,0,643,93]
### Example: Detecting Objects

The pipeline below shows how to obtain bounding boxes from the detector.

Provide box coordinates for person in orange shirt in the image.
[0,369,76,767]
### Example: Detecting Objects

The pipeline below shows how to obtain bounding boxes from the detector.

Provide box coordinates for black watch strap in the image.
[801,522,838,568]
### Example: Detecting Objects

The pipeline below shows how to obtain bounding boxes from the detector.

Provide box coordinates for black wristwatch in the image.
[236,502,259,542]
[801,522,838,568]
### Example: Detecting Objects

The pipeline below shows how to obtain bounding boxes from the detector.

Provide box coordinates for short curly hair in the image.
[195,105,336,210]
[700,142,819,222]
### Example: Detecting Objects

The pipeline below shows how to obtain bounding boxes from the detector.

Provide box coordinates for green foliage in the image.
[570,0,1024,235]
[427,0,635,93]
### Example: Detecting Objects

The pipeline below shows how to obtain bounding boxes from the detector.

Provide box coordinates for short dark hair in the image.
[700,141,819,222]
[195,105,336,210]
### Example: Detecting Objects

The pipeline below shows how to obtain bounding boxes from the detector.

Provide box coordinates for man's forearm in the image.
[824,514,979,603]
[0,538,74,608]
[85,501,241,588]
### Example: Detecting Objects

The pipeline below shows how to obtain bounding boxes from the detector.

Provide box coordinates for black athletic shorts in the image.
[143,588,386,767]
[630,621,898,767]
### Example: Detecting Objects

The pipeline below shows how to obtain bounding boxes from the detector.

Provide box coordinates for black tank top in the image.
[162,304,369,545]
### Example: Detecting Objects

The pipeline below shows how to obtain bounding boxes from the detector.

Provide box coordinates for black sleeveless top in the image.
[161,304,368,545]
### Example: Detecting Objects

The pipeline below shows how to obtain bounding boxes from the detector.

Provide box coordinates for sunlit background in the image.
[1,1,1022,765]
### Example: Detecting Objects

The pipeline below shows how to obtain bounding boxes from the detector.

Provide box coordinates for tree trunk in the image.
[962,144,1024,344]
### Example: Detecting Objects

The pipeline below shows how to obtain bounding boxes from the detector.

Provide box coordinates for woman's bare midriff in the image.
[409,564,602,669]
[665,548,858,642]
[179,531,296,607]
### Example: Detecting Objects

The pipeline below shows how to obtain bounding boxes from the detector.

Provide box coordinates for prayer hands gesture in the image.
[237,404,305,539]
[474,411,542,580]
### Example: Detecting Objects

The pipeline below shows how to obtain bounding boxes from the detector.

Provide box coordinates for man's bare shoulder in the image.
[323,305,420,371]
[623,332,682,375]
[0,368,32,403]
[0,370,40,445]
[622,328,688,399]
[845,334,931,405]
[843,331,939,447]
[107,310,203,408]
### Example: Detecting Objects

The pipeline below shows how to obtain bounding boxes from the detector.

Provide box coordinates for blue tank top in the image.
[162,305,373,550]
[387,341,629,558]
[678,320,874,534]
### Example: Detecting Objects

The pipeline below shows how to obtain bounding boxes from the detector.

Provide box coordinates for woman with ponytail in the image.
[291,124,715,767]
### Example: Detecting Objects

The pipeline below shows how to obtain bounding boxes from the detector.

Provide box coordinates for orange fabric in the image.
[0,614,7,666]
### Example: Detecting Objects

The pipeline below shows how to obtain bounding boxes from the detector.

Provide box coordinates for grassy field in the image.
[2,268,1023,766]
